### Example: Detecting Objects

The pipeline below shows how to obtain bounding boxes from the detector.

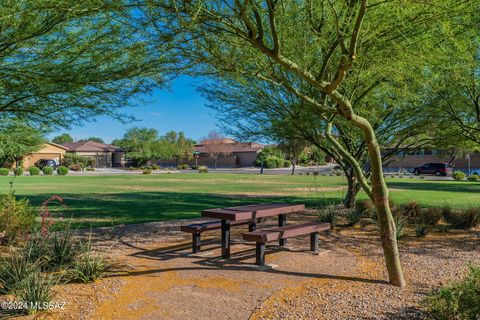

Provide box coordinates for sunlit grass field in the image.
[1,173,479,228]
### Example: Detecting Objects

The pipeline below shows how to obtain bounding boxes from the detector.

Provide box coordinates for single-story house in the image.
[60,141,124,168]
[21,142,69,169]
[383,148,480,174]
[193,138,264,167]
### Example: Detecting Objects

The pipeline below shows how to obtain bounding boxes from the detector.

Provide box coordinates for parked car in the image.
[34,159,58,170]
[413,163,452,176]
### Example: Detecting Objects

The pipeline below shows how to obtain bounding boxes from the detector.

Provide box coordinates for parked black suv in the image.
[413,163,452,176]
[35,159,58,170]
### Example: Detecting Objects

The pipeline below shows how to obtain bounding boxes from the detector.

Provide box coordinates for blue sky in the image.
[49,76,218,143]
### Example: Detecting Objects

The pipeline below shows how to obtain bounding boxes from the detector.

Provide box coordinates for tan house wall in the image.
[385,154,480,171]
[22,144,67,169]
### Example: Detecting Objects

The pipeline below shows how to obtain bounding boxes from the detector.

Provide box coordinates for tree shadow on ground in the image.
[387,181,480,193]
[119,239,388,286]
[22,191,341,229]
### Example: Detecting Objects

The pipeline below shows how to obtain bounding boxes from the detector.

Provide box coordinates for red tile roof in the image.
[195,139,264,153]
[60,141,121,152]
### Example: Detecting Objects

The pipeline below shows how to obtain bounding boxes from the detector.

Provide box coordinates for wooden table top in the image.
[201,203,305,221]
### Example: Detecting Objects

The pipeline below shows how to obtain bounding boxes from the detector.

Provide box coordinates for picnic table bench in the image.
[243,222,331,265]
[180,217,266,253]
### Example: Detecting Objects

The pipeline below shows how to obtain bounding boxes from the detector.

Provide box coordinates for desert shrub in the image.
[68,252,117,283]
[317,205,337,229]
[333,169,343,176]
[198,166,208,173]
[13,167,24,176]
[62,153,88,168]
[142,168,152,174]
[414,220,429,237]
[437,224,450,233]
[452,171,466,180]
[181,164,189,170]
[0,255,39,294]
[57,166,69,176]
[15,271,56,315]
[355,200,374,216]
[0,168,9,176]
[42,166,54,175]
[28,166,40,176]
[43,231,81,271]
[403,201,421,217]
[191,165,197,170]
[0,194,37,244]
[151,164,160,170]
[394,213,407,240]
[346,209,363,226]
[69,163,83,172]
[467,174,480,182]
[420,207,443,225]
[443,207,480,229]
[424,264,480,320]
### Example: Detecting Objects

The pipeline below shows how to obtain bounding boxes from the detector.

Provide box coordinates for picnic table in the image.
[201,203,305,258]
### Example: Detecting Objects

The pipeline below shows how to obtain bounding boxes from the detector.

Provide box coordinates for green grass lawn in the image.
[0,174,479,228]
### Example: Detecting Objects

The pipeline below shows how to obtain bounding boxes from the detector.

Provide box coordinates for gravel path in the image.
[11,218,479,320]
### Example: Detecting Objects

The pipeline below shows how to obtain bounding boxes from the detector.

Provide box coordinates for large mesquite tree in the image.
[146,0,474,287]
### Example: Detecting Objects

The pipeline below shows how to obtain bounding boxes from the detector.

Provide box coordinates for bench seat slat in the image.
[243,222,330,242]
[180,218,266,233]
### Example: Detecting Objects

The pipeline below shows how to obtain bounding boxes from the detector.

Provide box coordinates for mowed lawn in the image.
[0,174,479,228]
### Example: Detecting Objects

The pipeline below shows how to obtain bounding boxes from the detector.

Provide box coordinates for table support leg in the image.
[221,220,230,259]
[310,232,319,253]
[192,233,201,253]
[256,242,265,265]
[278,214,287,246]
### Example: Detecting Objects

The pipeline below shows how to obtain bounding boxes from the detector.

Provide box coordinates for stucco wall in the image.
[22,144,67,168]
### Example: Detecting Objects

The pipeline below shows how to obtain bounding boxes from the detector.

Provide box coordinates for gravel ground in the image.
[5,217,479,320]
[251,225,479,320]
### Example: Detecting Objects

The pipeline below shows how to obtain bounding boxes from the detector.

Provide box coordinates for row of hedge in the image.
[0,166,69,176]
[453,171,480,181]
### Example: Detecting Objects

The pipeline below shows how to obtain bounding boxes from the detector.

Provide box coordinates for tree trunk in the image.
[291,160,296,175]
[353,116,405,288]
[344,172,361,208]
[331,93,406,288]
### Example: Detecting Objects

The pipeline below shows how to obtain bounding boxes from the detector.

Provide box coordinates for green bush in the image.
[452,171,466,180]
[15,271,56,315]
[62,153,88,168]
[467,174,480,182]
[275,157,285,168]
[283,160,291,167]
[142,168,152,174]
[0,255,39,294]
[414,219,428,237]
[424,264,480,320]
[57,166,69,176]
[394,213,407,240]
[68,252,118,283]
[263,156,277,169]
[42,166,54,175]
[346,210,363,226]
[317,205,337,229]
[198,165,208,173]
[13,167,24,176]
[28,166,40,176]
[177,164,189,170]
[0,193,37,244]
[0,168,9,176]
[151,164,160,170]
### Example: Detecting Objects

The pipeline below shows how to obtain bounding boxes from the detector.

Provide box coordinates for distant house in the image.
[383,148,480,174]
[194,138,264,167]
[60,141,124,168]
[21,142,69,169]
